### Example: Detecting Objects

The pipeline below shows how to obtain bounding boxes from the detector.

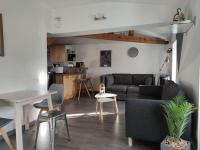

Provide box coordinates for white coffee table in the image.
[95,93,118,121]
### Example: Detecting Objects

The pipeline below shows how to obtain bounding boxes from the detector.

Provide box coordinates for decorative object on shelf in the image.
[0,14,4,56]
[173,8,185,22]
[100,50,111,67]
[161,96,196,150]
[76,62,85,68]
[99,83,105,95]
[127,47,139,58]
[94,13,107,21]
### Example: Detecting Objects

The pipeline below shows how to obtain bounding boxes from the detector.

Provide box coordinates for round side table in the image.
[95,93,118,121]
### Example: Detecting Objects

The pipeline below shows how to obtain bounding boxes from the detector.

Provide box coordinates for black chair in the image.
[0,118,14,150]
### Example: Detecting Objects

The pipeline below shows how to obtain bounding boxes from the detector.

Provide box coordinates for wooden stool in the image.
[86,78,95,95]
[76,78,94,101]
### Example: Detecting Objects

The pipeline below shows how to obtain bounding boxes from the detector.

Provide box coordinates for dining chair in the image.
[0,118,14,150]
[33,84,71,150]
[33,84,64,119]
[34,110,70,150]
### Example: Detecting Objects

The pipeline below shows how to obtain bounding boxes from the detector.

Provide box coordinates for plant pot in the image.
[161,137,191,150]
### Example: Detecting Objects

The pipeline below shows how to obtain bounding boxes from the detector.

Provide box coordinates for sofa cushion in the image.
[161,80,184,100]
[145,77,153,85]
[113,74,132,85]
[133,74,153,85]
[127,85,139,94]
[106,85,128,93]
[105,75,114,86]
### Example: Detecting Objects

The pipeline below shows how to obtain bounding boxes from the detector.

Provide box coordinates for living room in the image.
[0,0,200,150]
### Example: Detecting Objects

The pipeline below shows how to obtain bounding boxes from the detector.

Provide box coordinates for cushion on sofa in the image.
[127,85,139,94]
[133,74,153,85]
[106,85,128,93]
[145,77,153,85]
[105,75,114,86]
[161,80,184,100]
[113,74,132,85]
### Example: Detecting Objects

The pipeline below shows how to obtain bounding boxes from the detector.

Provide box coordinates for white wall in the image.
[51,2,182,34]
[76,42,166,89]
[0,0,50,131]
[177,0,200,149]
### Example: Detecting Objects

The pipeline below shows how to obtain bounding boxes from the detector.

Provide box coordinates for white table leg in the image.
[100,102,103,121]
[24,104,31,130]
[15,103,23,150]
[114,97,119,114]
[47,94,53,111]
[96,101,99,114]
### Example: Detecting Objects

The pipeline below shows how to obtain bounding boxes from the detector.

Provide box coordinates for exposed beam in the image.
[79,33,168,44]
[47,37,57,46]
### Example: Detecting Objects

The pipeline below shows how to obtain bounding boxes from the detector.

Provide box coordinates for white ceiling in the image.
[41,0,187,8]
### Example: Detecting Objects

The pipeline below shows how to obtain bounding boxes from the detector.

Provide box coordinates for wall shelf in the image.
[135,20,194,40]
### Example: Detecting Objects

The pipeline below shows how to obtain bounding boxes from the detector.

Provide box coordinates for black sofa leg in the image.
[128,137,133,147]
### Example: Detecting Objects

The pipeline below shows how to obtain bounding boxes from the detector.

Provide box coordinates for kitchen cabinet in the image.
[49,45,66,62]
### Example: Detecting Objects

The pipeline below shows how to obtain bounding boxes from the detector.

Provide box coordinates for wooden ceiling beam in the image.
[79,33,168,45]
[47,37,57,46]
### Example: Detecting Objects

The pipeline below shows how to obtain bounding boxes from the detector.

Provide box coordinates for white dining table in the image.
[0,90,56,150]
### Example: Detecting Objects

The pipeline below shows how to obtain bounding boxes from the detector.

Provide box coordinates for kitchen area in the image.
[48,44,87,100]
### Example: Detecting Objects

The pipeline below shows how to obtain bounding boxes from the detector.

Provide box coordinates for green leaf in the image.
[162,96,197,140]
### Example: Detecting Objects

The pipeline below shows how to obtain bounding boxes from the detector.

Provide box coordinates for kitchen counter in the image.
[54,73,82,100]
[55,73,83,75]
[48,66,88,74]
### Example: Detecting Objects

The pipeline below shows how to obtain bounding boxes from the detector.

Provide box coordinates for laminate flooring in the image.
[0,97,159,150]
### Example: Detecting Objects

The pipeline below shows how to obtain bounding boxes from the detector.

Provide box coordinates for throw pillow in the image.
[145,77,153,85]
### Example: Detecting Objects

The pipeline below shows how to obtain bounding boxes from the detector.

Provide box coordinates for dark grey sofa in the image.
[125,80,191,144]
[100,74,155,100]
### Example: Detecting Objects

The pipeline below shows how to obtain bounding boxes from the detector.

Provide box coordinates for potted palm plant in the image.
[161,96,196,150]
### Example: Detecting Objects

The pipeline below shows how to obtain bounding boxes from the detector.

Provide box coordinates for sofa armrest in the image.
[139,85,162,98]
[125,98,168,142]
[125,98,191,142]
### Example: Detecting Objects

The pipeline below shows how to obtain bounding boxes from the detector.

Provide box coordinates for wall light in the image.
[55,16,62,28]
[94,13,107,21]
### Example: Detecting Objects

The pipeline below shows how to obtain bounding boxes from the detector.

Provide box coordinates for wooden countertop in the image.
[55,73,83,76]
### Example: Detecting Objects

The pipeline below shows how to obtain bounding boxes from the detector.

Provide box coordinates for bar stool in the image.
[76,77,94,101]
[0,118,14,150]
[34,111,70,150]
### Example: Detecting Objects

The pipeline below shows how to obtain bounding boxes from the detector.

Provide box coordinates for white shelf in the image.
[136,20,194,39]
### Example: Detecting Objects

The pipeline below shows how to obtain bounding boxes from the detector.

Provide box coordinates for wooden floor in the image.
[0,97,159,150]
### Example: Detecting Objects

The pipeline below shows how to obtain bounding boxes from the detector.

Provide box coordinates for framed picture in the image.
[100,50,111,67]
[0,14,4,56]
